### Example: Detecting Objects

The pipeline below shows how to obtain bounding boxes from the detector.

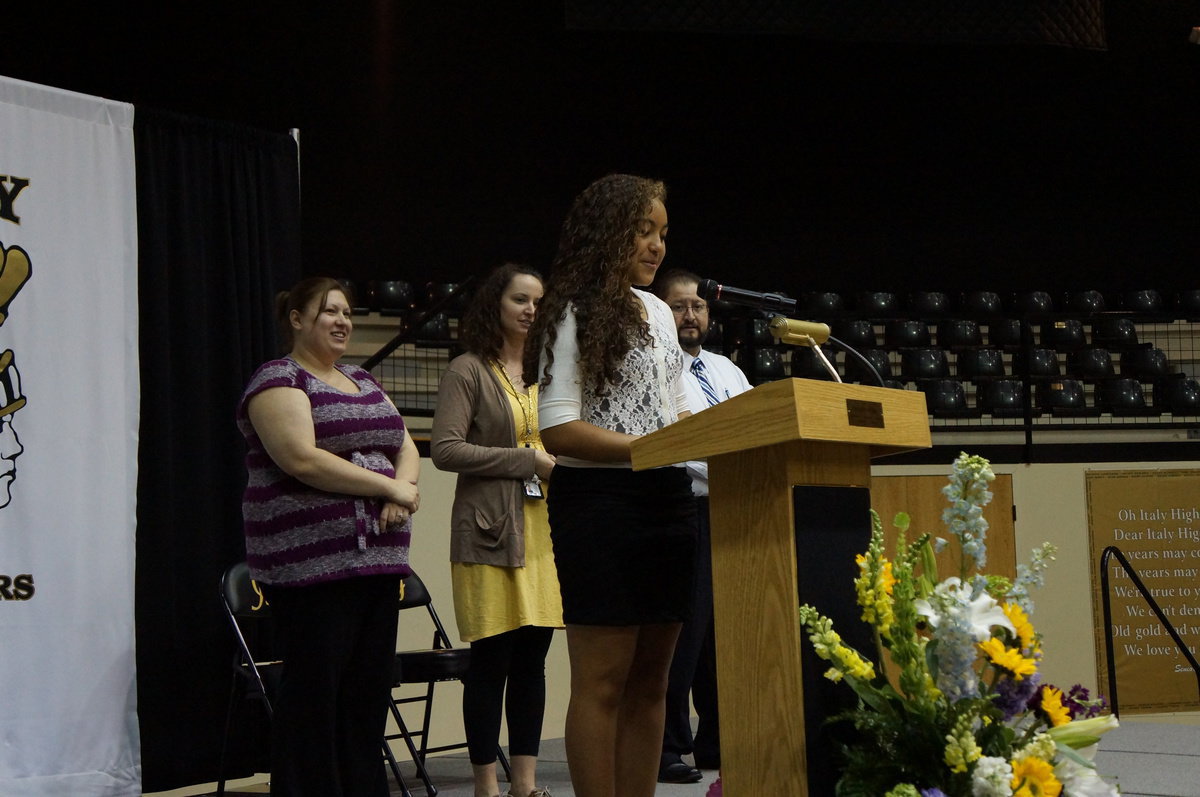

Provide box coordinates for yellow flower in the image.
[923,670,943,701]
[880,559,896,594]
[943,714,982,773]
[855,553,896,636]
[1040,686,1071,728]
[1003,602,1038,653]
[832,639,877,682]
[799,606,877,683]
[1011,755,1062,796]
[979,637,1037,680]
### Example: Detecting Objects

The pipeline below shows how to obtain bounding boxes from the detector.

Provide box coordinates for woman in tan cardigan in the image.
[431,263,562,797]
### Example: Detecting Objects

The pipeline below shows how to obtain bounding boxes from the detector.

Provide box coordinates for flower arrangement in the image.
[798,453,1120,797]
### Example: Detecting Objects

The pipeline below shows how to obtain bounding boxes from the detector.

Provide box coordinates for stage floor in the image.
[151,715,1200,796]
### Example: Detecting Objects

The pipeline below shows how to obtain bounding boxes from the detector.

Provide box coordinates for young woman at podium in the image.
[524,173,697,797]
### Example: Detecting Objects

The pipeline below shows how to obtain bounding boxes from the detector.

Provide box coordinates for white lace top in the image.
[538,288,688,468]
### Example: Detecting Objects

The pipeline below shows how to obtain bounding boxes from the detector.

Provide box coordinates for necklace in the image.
[492,361,537,445]
[500,360,526,393]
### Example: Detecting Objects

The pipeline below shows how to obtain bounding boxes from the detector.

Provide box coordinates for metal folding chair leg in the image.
[388,698,439,796]
[382,739,414,797]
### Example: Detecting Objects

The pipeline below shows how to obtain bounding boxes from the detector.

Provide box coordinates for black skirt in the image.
[547,464,698,626]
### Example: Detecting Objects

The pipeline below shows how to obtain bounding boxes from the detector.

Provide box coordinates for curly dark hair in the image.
[458,263,543,362]
[523,174,667,393]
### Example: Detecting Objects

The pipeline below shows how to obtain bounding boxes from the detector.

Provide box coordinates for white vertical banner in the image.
[0,76,140,795]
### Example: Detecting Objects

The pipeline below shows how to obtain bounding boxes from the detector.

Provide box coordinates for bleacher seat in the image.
[1066,290,1106,313]
[909,291,951,316]
[900,348,949,381]
[1013,348,1061,379]
[423,282,469,314]
[724,318,773,349]
[1040,319,1087,351]
[805,292,844,314]
[1121,347,1171,380]
[1123,289,1165,315]
[957,348,1005,381]
[1096,378,1155,416]
[939,320,983,349]
[735,347,784,385]
[988,319,1026,349]
[372,280,414,315]
[1155,376,1200,415]
[857,291,900,316]
[979,379,1029,418]
[1091,317,1139,349]
[1175,290,1200,320]
[1011,291,1054,314]
[960,291,1003,316]
[845,349,892,384]
[920,379,978,418]
[413,312,450,341]
[885,320,931,349]
[1037,379,1093,416]
[1066,348,1115,381]
[832,320,877,350]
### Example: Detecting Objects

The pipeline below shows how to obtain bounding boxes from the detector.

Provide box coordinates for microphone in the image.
[697,278,884,386]
[768,316,831,345]
[696,279,797,314]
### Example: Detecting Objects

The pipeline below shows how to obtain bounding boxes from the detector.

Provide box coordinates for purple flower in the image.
[921,789,949,797]
[994,670,1042,720]
[1064,683,1108,719]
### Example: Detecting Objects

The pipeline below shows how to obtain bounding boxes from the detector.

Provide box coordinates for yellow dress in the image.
[450,364,564,642]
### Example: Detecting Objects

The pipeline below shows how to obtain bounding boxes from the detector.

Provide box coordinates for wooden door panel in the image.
[871,474,1016,581]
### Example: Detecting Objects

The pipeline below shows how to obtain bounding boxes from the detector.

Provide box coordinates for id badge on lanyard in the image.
[523,474,544,499]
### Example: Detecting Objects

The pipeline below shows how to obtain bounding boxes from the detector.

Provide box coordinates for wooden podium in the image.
[630,378,931,797]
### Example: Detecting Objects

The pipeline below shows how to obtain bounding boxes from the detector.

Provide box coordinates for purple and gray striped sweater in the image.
[237,357,412,586]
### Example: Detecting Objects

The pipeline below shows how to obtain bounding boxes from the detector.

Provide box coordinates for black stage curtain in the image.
[134,108,301,791]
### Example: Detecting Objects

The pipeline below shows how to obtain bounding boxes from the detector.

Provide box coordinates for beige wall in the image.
[392,460,572,747]
[399,454,1200,748]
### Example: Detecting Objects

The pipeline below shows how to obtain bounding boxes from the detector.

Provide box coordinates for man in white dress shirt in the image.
[652,269,752,784]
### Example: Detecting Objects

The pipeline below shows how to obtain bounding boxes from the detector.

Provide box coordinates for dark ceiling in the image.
[4,2,1199,295]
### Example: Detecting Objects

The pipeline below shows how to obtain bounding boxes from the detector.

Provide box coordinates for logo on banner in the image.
[1,174,35,602]
[0,175,30,224]
[0,240,31,511]
[0,175,31,512]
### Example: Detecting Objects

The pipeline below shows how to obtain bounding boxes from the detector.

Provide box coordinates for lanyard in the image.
[492,361,539,447]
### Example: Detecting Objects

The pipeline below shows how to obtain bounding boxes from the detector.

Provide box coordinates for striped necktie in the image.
[691,358,720,407]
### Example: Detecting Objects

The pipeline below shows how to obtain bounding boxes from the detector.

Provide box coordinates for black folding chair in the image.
[388,569,511,796]
[216,562,410,796]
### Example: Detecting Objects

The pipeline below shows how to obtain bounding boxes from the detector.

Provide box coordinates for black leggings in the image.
[462,625,555,764]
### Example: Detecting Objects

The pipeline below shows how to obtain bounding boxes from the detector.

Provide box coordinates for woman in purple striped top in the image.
[237,276,420,797]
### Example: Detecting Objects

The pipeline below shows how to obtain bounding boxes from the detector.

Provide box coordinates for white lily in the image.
[1054,744,1119,796]
[1047,714,1120,749]
[914,577,1015,642]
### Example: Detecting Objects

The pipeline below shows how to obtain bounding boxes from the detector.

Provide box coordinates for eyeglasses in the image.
[668,302,708,316]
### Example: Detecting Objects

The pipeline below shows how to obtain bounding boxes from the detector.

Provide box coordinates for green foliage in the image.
[796,453,1118,797]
